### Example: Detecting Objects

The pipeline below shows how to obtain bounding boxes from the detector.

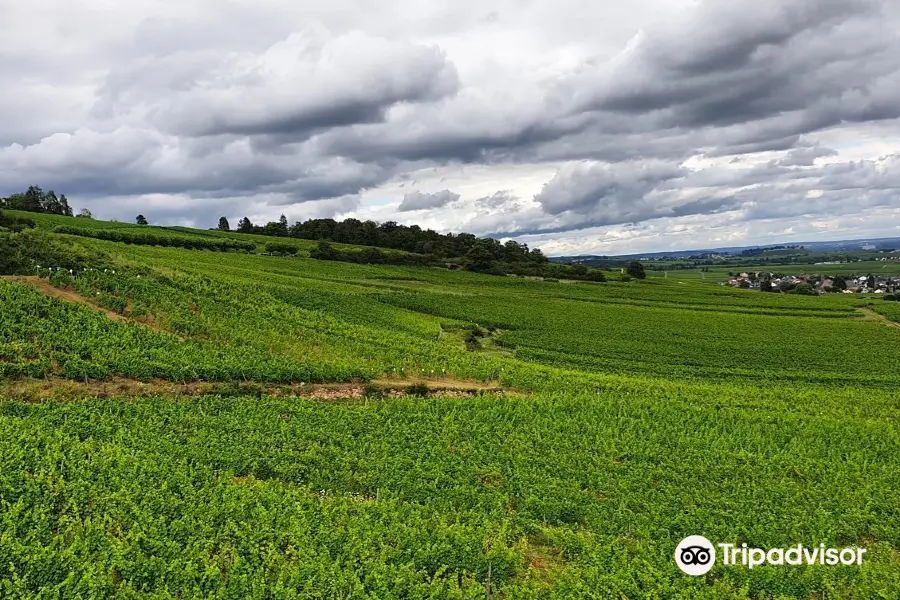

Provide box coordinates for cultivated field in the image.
[1,214,899,598]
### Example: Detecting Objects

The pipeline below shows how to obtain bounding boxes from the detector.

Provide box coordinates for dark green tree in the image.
[59,194,73,217]
[626,261,647,280]
[465,244,495,272]
[217,216,230,231]
[236,217,254,233]
[135,214,148,225]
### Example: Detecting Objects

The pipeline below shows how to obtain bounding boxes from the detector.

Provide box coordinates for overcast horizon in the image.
[4,0,900,255]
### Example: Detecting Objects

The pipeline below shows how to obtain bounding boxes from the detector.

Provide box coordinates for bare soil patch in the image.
[0,377,510,403]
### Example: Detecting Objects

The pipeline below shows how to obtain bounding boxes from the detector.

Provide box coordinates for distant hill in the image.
[551,237,900,263]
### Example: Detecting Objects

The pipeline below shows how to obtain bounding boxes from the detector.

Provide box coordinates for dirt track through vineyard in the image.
[0,377,508,402]
[2,275,143,325]
[855,307,900,329]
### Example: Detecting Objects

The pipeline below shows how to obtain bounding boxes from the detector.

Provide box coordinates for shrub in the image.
[264,242,299,256]
[0,210,36,232]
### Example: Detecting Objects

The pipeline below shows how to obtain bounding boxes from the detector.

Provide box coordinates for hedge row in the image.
[53,226,257,252]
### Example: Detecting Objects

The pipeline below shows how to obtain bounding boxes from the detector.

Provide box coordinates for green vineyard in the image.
[1,211,899,598]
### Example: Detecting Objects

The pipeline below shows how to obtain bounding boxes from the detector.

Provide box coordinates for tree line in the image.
[218,215,549,265]
[1,186,75,216]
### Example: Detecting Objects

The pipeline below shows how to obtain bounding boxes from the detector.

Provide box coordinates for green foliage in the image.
[626,261,647,279]
[1,389,898,598]
[310,240,440,267]
[53,225,257,252]
[787,283,818,296]
[0,228,103,275]
[0,209,36,232]
[264,242,299,256]
[0,185,73,216]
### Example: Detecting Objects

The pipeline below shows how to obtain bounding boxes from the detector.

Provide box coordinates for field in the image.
[2,213,900,598]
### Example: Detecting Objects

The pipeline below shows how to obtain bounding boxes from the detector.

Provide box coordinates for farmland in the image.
[1,213,900,598]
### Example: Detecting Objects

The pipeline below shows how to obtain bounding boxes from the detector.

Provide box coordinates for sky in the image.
[3,0,900,255]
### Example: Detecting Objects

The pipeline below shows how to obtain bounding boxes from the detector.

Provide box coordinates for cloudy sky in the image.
[4,0,900,255]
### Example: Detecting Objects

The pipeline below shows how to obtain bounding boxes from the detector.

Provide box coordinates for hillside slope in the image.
[0,219,898,598]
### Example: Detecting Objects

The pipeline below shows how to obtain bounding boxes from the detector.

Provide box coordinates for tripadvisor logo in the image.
[675,536,867,576]
[675,536,716,576]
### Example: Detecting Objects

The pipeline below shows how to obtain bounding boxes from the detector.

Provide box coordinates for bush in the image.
[264,242,299,256]
[309,241,441,267]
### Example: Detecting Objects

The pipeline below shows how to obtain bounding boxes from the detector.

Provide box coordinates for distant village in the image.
[724,271,900,295]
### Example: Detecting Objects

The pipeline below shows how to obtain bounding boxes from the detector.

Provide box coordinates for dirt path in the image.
[855,307,900,329]
[4,275,128,321]
[0,377,509,402]
[2,275,167,330]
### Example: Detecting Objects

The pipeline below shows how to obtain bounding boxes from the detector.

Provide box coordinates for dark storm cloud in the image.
[581,0,900,137]
[178,36,457,139]
[398,189,460,211]
[299,0,900,171]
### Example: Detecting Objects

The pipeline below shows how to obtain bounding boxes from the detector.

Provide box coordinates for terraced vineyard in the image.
[1,213,899,598]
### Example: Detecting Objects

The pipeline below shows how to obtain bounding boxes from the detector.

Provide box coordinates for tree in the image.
[832,276,847,291]
[217,216,230,231]
[236,217,254,233]
[135,214,148,225]
[76,208,93,219]
[788,283,817,296]
[626,261,647,280]
[59,194,73,217]
[760,279,773,293]
[867,275,876,291]
[465,244,495,272]
[23,186,43,212]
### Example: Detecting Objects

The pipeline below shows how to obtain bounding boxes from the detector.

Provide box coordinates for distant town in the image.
[725,271,900,296]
